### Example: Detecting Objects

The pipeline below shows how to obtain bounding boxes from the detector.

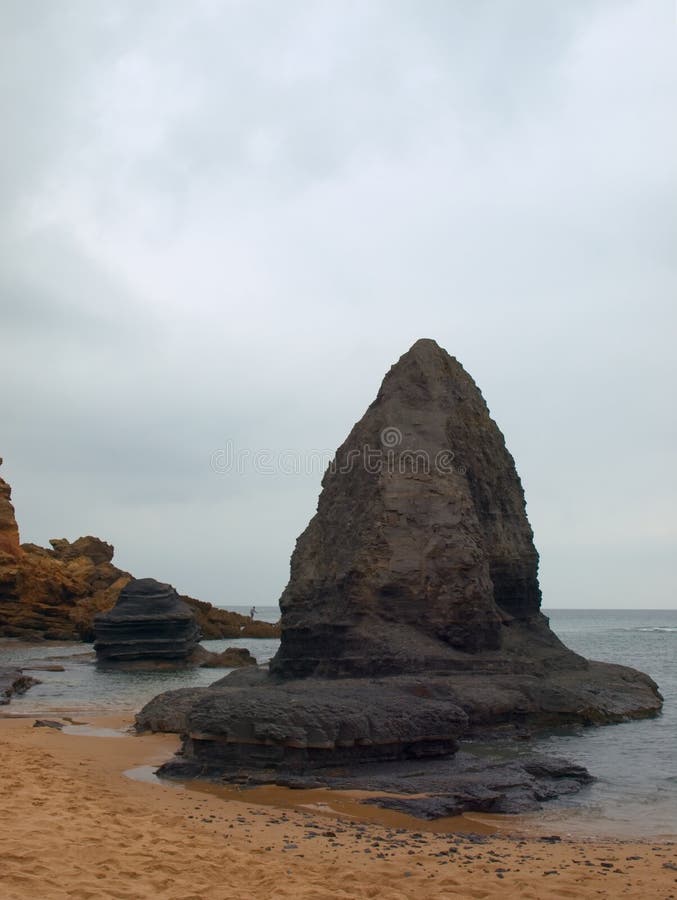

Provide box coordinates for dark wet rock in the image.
[157,744,595,818]
[211,665,270,688]
[137,662,661,744]
[189,645,257,668]
[136,686,213,733]
[418,663,662,730]
[0,667,40,704]
[98,643,258,671]
[141,662,660,782]
[140,676,467,769]
[138,339,662,805]
[522,759,594,783]
[94,578,201,661]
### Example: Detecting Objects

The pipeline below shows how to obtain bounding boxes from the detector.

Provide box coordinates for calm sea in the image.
[528,608,677,839]
[1,607,675,838]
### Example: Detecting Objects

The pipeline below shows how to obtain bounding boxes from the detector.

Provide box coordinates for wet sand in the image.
[0,713,675,899]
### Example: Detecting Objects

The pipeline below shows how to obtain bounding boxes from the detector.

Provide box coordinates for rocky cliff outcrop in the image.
[0,533,130,641]
[181,595,279,640]
[0,464,279,642]
[0,459,21,558]
[139,339,662,795]
[94,578,201,661]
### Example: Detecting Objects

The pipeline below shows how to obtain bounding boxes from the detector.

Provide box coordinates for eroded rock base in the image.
[158,749,594,818]
[136,659,661,814]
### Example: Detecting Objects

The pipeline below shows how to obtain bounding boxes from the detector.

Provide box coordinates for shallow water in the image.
[0,635,280,714]
[530,609,677,838]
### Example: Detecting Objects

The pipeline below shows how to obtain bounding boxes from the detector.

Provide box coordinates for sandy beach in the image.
[0,714,674,900]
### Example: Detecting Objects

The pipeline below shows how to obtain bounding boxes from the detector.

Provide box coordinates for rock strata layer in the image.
[150,675,467,770]
[138,661,661,780]
[139,339,663,799]
[94,579,201,661]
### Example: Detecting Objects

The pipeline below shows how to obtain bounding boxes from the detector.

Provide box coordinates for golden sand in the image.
[0,714,675,900]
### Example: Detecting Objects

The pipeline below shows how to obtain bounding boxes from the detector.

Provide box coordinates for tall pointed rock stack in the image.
[139,339,661,784]
[271,339,559,677]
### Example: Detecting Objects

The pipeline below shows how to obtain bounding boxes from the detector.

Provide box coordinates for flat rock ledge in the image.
[135,660,661,817]
[155,676,467,770]
[95,644,256,672]
[160,742,595,817]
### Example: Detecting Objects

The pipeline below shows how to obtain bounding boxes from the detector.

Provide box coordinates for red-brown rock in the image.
[0,459,21,558]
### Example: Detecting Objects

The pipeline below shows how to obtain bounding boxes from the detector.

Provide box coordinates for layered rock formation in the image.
[93,578,201,661]
[157,676,466,769]
[0,461,279,642]
[139,339,662,793]
[148,687,594,813]
[93,578,258,668]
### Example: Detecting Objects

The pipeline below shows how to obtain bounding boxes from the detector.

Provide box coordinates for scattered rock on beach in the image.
[189,645,257,668]
[0,667,40,705]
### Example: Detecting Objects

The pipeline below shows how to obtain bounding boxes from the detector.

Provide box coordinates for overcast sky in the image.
[1,1,675,610]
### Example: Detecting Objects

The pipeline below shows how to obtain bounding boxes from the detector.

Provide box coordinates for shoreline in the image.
[2,706,675,843]
[1,712,675,899]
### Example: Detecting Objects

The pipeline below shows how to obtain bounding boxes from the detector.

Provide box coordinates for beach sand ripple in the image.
[0,716,675,899]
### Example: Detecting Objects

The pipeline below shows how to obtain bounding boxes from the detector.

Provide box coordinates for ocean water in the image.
[529,608,677,838]
[0,635,281,715]
[0,606,281,714]
[1,606,675,837]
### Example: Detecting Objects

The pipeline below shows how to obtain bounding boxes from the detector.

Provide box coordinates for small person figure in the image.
[249,605,256,620]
